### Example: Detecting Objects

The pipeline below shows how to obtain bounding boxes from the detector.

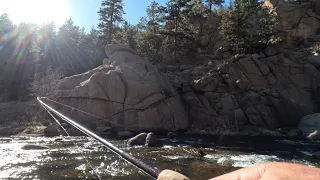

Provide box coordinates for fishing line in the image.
[38,97,161,179]
[41,103,103,180]
[42,97,140,133]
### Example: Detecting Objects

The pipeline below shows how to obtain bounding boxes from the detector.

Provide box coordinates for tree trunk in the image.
[173,16,178,65]
[108,2,115,44]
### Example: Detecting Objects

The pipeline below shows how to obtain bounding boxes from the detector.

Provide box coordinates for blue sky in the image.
[68,0,167,31]
[0,0,167,31]
[0,0,227,32]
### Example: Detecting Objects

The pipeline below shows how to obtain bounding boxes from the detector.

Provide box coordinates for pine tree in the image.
[98,0,125,44]
[146,1,166,33]
[166,0,188,62]
[203,0,225,10]
[220,0,278,51]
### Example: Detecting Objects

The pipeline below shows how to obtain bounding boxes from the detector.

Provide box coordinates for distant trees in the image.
[98,0,125,44]
[204,0,225,10]
[0,14,104,101]
[136,1,166,62]
[220,0,279,51]
[0,0,282,101]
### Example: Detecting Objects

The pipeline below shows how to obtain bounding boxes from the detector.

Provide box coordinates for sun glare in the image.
[0,0,70,27]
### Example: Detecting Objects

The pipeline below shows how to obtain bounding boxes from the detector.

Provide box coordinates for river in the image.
[0,135,319,180]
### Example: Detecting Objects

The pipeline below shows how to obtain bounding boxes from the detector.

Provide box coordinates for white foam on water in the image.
[75,164,87,170]
[162,155,186,160]
[231,154,279,167]
[205,153,281,168]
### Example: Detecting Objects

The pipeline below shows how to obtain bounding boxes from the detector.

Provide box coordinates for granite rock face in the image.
[160,41,320,133]
[57,44,188,133]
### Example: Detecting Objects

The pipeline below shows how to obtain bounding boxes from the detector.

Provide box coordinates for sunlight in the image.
[0,0,70,27]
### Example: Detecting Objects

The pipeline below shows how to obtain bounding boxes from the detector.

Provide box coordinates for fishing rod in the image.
[37,97,189,180]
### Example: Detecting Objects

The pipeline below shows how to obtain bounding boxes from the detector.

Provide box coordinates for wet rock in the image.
[0,126,25,136]
[198,150,206,157]
[44,125,60,137]
[145,132,158,147]
[96,125,112,132]
[286,128,300,137]
[299,113,320,139]
[313,151,320,159]
[167,132,177,138]
[54,138,63,142]
[127,132,147,146]
[307,130,320,140]
[68,127,83,136]
[21,144,49,150]
[117,131,133,137]
[259,129,284,137]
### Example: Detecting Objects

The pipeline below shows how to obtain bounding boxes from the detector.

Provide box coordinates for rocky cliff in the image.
[55,45,188,133]
[160,34,320,135]
[264,0,320,44]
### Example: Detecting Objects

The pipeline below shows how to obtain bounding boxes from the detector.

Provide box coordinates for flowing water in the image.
[0,135,319,180]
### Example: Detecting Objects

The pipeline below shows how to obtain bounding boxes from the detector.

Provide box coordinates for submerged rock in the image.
[313,151,320,159]
[21,144,49,150]
[299,113,320,140]
[127,133,148,146]
[54,138,63,142]
[307,130,320,140]
[167,132,177,138]
[44,125,60,136]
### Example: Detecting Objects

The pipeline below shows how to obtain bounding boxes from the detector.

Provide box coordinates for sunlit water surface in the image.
[0,135,319,180]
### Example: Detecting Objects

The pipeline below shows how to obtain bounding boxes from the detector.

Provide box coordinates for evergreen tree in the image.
[56,19,88,75]
[220,0,279,51]
[146,1,166,33]
[166,0,188,62]
[0,13,13,35]
[98,0,125,44]
[203,0,225,10]
[137,17,148,32]
[0,14,15,64]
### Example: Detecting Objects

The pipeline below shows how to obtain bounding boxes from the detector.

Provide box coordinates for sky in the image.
[0,0,167,32]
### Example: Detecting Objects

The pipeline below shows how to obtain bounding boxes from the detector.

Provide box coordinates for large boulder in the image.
[299,113,320,139]
[127,132,148,146]
[56,45,188,133]
[263,0,320,44]
[145,132,158,146]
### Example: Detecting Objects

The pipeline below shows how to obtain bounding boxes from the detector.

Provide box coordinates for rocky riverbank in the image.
[1,40,320,141]
[1,0,320,140]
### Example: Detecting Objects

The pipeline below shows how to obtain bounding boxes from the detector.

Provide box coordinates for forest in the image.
[0,0,307,102]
